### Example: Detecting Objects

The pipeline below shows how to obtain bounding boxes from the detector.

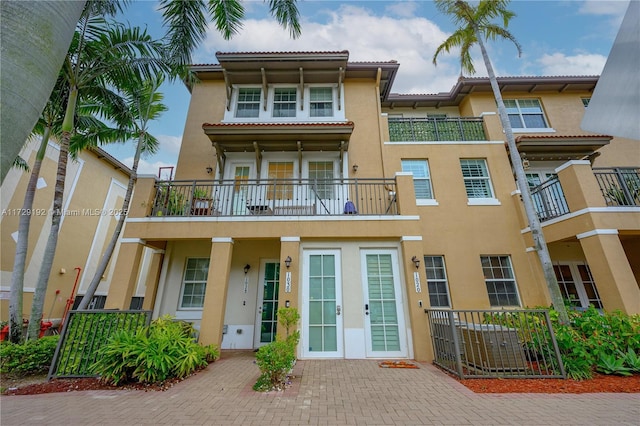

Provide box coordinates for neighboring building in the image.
[105,51,640,362]
[1,139,133,326]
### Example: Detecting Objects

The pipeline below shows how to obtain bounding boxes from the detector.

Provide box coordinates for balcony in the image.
[593,168,640,206]
[388,117,486,142]
[150,178,398,217]
[530,177,569,221]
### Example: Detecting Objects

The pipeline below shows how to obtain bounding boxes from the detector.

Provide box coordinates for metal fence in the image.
[150,178,398,217]
[593,167,640,206]
[388,117,486,142]
[48,310,151,380]
[425,309,565,379]
[529,177,569,221]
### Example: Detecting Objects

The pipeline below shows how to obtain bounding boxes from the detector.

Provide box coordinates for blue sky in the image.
[105,0,630,176]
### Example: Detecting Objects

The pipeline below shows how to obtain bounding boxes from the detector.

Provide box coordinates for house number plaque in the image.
[414,271,421,293]
[285,271,292,293]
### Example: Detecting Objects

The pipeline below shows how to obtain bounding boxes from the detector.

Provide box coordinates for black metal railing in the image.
[426,309,565,379]
[388,117,486,142]
[150,178,398,217]
[529,177,569,221]
[593,167,640,206]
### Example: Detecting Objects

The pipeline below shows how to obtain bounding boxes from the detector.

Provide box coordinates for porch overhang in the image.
[513,134,612,161]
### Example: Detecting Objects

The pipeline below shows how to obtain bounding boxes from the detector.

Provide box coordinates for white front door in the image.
[361,249,407,358]
[302,250,343,358]
[254,260,280,348]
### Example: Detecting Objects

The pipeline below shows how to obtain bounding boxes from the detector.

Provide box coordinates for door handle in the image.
[365,303,369,315]
[336,305,341,315]
[258,306,262,314]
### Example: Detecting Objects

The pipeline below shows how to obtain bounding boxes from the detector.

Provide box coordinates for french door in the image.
[254,261,280,347]
[302,250,343,358]
[361,250,407,358]
[553,263,602,309]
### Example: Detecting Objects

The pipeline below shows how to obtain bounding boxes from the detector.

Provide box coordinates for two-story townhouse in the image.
[1,139,134,329]
[105,51,639,362]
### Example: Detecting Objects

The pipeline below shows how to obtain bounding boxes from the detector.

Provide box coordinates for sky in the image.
[104,0,631,176]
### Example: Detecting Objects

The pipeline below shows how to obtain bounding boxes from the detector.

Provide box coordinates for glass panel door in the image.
[302,250,343,358]
[254,261,280,347]
[232,165,251,215]
[362,250,407,357]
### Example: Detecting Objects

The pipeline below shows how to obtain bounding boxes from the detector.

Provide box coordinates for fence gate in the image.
[426,309,565,379]
[48,310,152,380]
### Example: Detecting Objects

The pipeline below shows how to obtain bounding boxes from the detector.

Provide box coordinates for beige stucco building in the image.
[1,139,133,326]
[103,51,639,362]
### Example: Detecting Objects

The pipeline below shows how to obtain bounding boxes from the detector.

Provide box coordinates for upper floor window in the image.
[273,88,297,117]
[460,159,494,199]
[310,87,333,117]
[402,159,433,199]
[236,88,261,118]
[504,99,548,129]
[309,161,334,199]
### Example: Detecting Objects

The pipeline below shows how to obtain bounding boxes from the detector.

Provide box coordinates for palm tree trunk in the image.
[475,31,569,324]
[78,133,143,310]
[27,88,77,340]
[8,134,51,343]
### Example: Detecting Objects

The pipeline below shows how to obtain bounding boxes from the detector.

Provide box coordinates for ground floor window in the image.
[481,255,520,307]
[553,263,602,309]
[424,255,450,307]
[180,258,210,309]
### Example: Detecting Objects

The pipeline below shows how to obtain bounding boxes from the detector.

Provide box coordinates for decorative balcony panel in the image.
[529,177,570,221]
[388,117,486,142]
[594,168,640,206]
[150,178,398,217]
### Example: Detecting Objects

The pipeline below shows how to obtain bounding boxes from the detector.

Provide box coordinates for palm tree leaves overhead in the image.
[268,0,302,38]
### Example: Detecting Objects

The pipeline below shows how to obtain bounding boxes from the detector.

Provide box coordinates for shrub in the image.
[92,315,214,385]
[0,335,59,376]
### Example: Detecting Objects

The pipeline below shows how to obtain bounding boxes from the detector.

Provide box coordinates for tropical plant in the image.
[0,335,60,376]
[78,76,167,309]
[432,0,569,324]
[25,1,171,340]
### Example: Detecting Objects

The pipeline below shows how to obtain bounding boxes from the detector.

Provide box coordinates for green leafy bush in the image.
[0,335,59,376]
[92,315,215,385]
[253,307,300,392]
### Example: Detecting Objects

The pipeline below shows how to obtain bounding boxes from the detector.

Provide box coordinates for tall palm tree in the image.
[78,77,166,310]
[159,0,301,67]
[26,2,171,340]
[432,0,569,324]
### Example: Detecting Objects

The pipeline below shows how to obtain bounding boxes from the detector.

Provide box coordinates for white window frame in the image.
[424,255,451,307]
[179,258,210,310]
[460,159,499,205]
[504,99,554,133]
[401,159,436,205]
[235,87,262,119]
[553,262,602,310]
[481,255,521,307]
[272,87,298,118]
[309,86,334,118]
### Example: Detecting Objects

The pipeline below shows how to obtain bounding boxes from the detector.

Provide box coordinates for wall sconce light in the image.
[205,166,213,174]
[411,256,420,269]
[285,300,290,308]
[243,264,251,274]
[284,256,292,268]
[352,164,359,173]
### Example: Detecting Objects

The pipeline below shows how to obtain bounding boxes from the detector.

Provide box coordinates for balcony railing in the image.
[150,178,398,217]
[388,117,486,142]
[529,177,569,221]
[593,167,640,206]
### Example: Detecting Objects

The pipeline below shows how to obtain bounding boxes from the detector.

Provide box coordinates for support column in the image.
[105,239,145,309]
[578,230,640,314]
[277,237,301,340]
[142,249,165,311]
[400,236,434,362]
[200,237,234,347]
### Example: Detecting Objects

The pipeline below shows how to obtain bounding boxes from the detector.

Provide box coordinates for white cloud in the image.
[384,1,419,18]
[122,156,176,177]
[578,0,629,17]
[199,4,461,94]
[537,52,607,75]
[155,134,182,157]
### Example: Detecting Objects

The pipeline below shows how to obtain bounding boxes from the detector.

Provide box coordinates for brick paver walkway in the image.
[1,351,638,425]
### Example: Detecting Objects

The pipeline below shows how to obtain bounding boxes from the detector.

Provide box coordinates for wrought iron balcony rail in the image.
[593,167,640,206]
[529,177,569,221]
[150,178,398,217]
[388,117,486,142]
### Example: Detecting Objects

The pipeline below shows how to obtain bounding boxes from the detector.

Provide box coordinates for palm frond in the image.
[268,0,302,39]
[12,156,30,173]
[484,24,522,57]
[208,0,245,40]
[159,0,208,67]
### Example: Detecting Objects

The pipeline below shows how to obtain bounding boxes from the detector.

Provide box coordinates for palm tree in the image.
[78,77,166,310]
[159,0,301,67]
[26,2,171,340]
[0,1,85,184]
[432,0,569,324]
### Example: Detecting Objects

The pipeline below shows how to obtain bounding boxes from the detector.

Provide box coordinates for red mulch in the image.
[457,373,640,393]
[2,376,184,396]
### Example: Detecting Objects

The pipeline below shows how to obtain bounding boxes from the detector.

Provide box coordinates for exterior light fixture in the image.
[284,256,292,268]
[411,256,420,269]
[206,166,213,174]
[244,264,251,274]
[352,164,359,173]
